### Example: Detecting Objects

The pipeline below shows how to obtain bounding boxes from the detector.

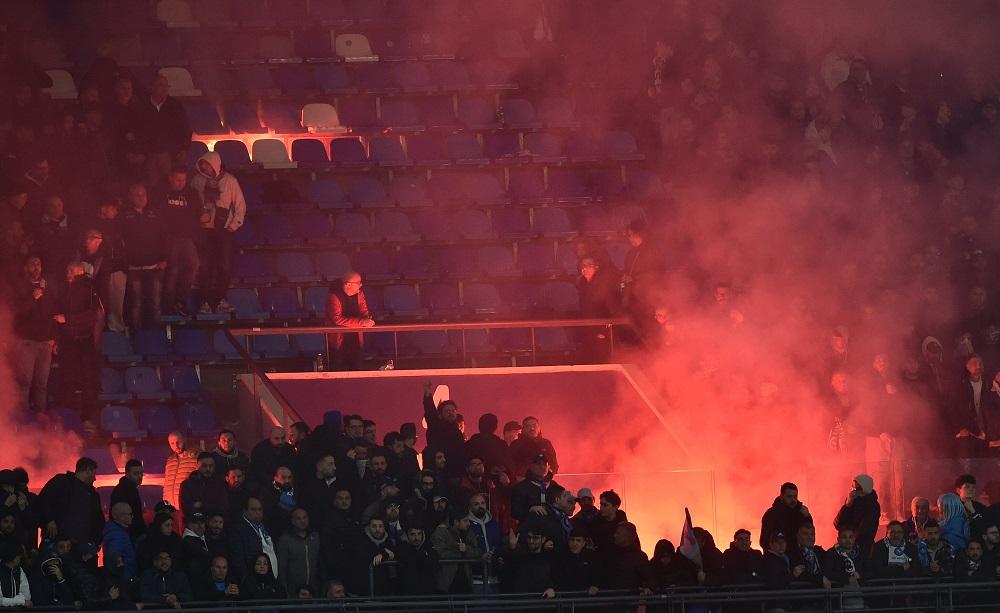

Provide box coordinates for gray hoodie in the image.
[190,151,246,232]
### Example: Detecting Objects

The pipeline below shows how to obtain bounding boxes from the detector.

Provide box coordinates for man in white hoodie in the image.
[190,151,245,314]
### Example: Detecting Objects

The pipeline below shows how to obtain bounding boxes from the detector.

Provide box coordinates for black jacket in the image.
[510,475,561,523]
[395,539,437,595]
[721,547,764,584]
[110,477,146,540]
[139,568,192,605]
[142,96,191,156]
[578,268,621,318]
[601,543,652,591]
[120,207,167,268]
[822,546,867,586]
[12,276,57,341]
[834,492,881,555]
[554,549,599,591]
[760,497,812,549]
[465,432,511,475]
[422,392,466,477]
[157,185,203,240]
[248,440,297,489]
[38,472,105,546]
[869,538,920,579]
[179,472,229,518]
[509,435,559,477]
[227,517,270,582]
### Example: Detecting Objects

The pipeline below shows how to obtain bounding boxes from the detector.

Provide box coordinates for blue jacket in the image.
[467,512,502,555]
[103,520,137,579]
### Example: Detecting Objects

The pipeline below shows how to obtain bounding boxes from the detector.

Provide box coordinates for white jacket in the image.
[0,568,30,607]
[191,151,246,232]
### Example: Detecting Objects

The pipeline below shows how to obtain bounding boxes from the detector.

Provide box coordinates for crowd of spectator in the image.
[2,387,1000,608]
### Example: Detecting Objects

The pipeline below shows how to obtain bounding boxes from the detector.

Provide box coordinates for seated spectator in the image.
[918,520,954,577]
[601,522,653,594]
[954,540,993,581]
[120,182,167,329]
[786,523,826,587]
[760,481,813,549]
[0,542,30,607]
[554,529,600,594]
[276,508,321,593]
[193,556,240,602]
[180,452,227,519]
[509,416,559,477]
[239,554,285,601]
[295,585,314,599]
[139,550,192,608]
[869,520,920,579]
[0,471,36,554]
[722,528,764,584]
[110,459,146,540]
[136,513,184,571]
[762,532,803,597]
[503,527,556,597]
[833,474,881,554]
[822,527,866,588]
[211,430,250,474]
[395,526,436,595]
[103,502,138,581]
[191,150,245,315]
[650,538,699,588]
[902,496,930,544]
[938,492,970,550]
[27,545,73,607]
[323,579,347,599]
[431,510,481,594]
[180,513,211,584]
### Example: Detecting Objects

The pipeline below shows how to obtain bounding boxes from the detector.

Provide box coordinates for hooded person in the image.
[0,541,30,607]
[189,150,245,314]
[28,542,74,607]
[937,493,970,550]
[834,474,881,554]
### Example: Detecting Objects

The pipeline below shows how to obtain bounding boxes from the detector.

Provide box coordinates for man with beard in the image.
[352,516,395,596]
[320,489,358,589]
[467,493,501,593]
[721,529,763,584]
[760,482,812,549]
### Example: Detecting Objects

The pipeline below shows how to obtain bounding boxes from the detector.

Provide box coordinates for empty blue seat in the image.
[394,248,439,279]
[549,170,593,203]
[134,329,174,362]
[370,136,410,167]
[438,246,478,277]
[303,286,330,316]
[556,242,583,274]
[259,215,299,247]
[590,169,627,201]
[334,213,373,242]
[293,333,326,356]
[493,328,532,352]
[187,141,210,167]
[273,64,315,95]
[524,133,566,163]
[423,283,462,316]
[391,175,431,206]
[354,249,396,281]
[276,252,319,282]
[252,334,297,358]
[101,405,144,438]
[101,331,139,363]
[330,138,368,167]
[394,62,436,93]
[464,283,502,315]
[501,98,541,129]
[139,404,178,437]
[407,134,449,166]
[533,207,577,238]
[233,65,278,95]
[125,367,167,400]
[518,242,559,276]
[509,170,551,204]
[233,253,278,284]
[338,97,378,128]
[163,365,202,399]
[307,178,351,210]
[214,330,243,359]
[404,331,453,354]
[464,172,510,206]
[493,208,534,239]
[458,97,500,130]
[453,209,494,240]
[350,177,392,208]
[535,281,580,313]
[539,97,579,128]
[628,170,666,201]
[260,100,301,133]
[291,139,330,165]
[227,288,269,319]
[604,130,644,161]
[260,287,306,318]
[372,211,417,241]
[315,252,352,280]
[580,208,617,237]
[214,140,252,169]
[471,59,517,90]
[382,285,428,318]
[314,64,356,94]
[426,173,467,205]
[566,133,603,163]
[421,97,461,130]
[100,368,130,402]
[431,61,475,92]
[174,329,219,361]
[446,134,488,165]
[356,63,399,94]
[180,403,220,437]
[48,407,83,435]
[412,209,455,241]
[224,100,266,133]
[536,327,575,352]
[484,132,522,162]
[294,213,335,245]
[477,246,517,277]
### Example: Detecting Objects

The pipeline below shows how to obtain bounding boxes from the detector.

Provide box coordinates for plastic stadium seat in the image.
[303,286,329,316]
[214,330,243,359]
[509,170,551,204]
[302,103,342,132]
[233,65,279,95]
[484,133,522,162]
[382,285,429,318]
[43,70,77,100]
[477,246,517,277]
[350,177,392,208]
[274,64,315,95]
[539,97,579,129]
[501,98,542,129]
[412,210,454,242]
[605,130,644,161]
[307,179,350,210]
[26,38,69,69]
[259,34,297,61]
[226,101,266,133]
[426,172,466,206]
[404,331,453,355]
[422,97,461,130]
[354,250,396,281]
[381,99,424,131]
[566,133,603,163]
[263,99,303,133]
[101,331,139,363]
[310,0,352,26]
[391,175,431,207]
[535,327,576,353]
[134,329,175,362]
[139,405,179,437]
[338,97,378,128]
[524,133,566,164]
[408,134,449,166]
[453,209,494,240]
[335,33,378,61]
[48,407,83,435]
[394,248,439,280]
[158,67,201,97]
[252,139,296,169]
[100,368,130,402]
[580,208,617,238]
[518,242,560,276]
[458,97,501,130]
[549,170,593,203]
[370,136,410,167]
[314,64,356,94]
[493,329,532,352]
[534,207,577,238]
[438,246,478,277]
[465,173,510,206]
[590,169,627,201]
[493,208,534,239]
[315,252,352,280]
[226,288,269,319]
[628,170,666,201]
[258,215,298,247]
[101,406,145,438]
[431,61,475,92]
[233,218,259,248]
[291,139,330,165]
[163,365,202,399]
[373,211,419,241]
[261,288,306,318]
[535,281,580,312]
[252,334,297,358]
[471,59,517,90]
[180,404,220,437]
[394,62,436,93]
[293,334,326,355]
[276,252,320,282]
[233,253,277,284]
[556,242,582,274]
[446,134,488,165]
[330,138,368,167]
[174,329,219,361]
[187,101,224,135]
[423,283,462,316]
[334,213,372,242]
[464,283,502,315]
[214,140,252,170]
[187,141,209,167]
[125,367,167,400]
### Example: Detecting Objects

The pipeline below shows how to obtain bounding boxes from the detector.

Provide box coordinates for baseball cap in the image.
[577,488,594,500]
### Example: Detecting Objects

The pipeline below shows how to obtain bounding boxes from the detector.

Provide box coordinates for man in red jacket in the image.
[326,271,375,370]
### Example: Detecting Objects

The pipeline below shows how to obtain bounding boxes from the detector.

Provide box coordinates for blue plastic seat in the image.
[394,248,439,280]
[125,367,167,400]
[431,61,475,92]
[404,331,453,355]
[421,97,461,130]
[350,177,392,208]
[471,59,517,90]
[590,169,627,201]
[180,403,220,437]
[524,133,567,164]
[394,62,436,93]
[101,331,139,363]
[214,330,243,359]
[314,64,356,94]
[233,65,278,96]
[139,404,179,437]
[224,100,266,133]
[556,242,583,274]
[101,405,145,438]
[292,139,330,165]
[534,281,580,313]
[407,134,449,166]
[628,170,666,201]
[369,136,410,167]
[276,252,319,282]
[549,170,593,204]
[226,288,269,319]
[294,213,335,245]
[580,208,617,237]
[48,407,83,435]
[391,175,430,207]
[334,213,373,242]
[493,328,532,352]
[382,285,429,318]
[233,253,278,284]
[477,246,517,277]
[373,211,419,241]
[174,329,219,361]
[354,249,396,281]
[539,97,579,129]
[315,251,352,280]
[536,327,575,353]
[412,209,454,241]
[214,140,252,169]
[426,173,467,205]
[518,242,559,276]
[423,283,462,316]
[187,141,210,168]
[134,328,174,362]
[162,365,202,399]
[356,63,399,94]
[438,246,478,277]
[252,334,297,358]
[566,133,603,163]
[330,137,368,167]
[453,209,494,240]
[463,172,510,206]
[100,368,130,402]
[303,286,330,316]
[500,98,541,129]
[533,207,577,238]
[274,64,315,95]
[458,97,500,130]
[484,133,522,162]
[293,333,326,355]
[464,283,502,315]
[260,287,306,318]
[307,178,351,210]
[446,134,488,165]
[604,130,644,161]
[338,97,378,128]
[509,170,551,204]
[493,208,534,239]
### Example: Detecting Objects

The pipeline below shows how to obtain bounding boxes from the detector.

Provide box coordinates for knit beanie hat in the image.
[854,474,874,494]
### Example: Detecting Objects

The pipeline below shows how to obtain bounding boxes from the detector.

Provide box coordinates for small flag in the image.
[679,507,703,568]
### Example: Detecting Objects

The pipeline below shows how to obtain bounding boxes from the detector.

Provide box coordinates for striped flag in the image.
[678,507,703,568]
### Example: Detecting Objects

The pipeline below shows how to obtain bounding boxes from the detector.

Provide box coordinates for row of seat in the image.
[98,403,219,439]
[99,364,206,401]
